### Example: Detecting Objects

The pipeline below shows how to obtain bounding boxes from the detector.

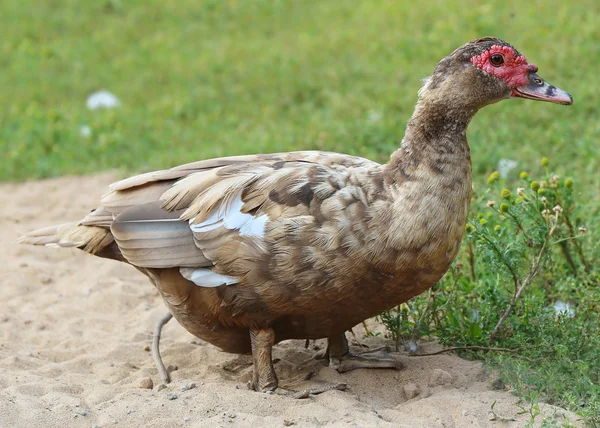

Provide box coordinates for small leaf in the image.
[468,322,482,339]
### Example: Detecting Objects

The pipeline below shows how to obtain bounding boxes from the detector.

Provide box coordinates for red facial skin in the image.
[470,45,538,88]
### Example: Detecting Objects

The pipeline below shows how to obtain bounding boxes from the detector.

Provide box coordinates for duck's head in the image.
[419,37,573,112]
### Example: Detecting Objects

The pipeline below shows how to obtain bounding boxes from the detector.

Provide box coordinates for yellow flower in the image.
[487,171,500,184]
[500,189,512,200]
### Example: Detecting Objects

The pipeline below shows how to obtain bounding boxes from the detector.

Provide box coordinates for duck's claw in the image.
[330,351,405,373]
[327,333,405,373]
[248,369,347,399]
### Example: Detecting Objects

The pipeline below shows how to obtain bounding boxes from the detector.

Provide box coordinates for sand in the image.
[0,173,581,428]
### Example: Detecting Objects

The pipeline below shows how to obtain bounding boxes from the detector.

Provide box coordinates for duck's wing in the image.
[95,151,381,286]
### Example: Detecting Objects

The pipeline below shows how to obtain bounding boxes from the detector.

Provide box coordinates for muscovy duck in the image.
[19,37,572,396]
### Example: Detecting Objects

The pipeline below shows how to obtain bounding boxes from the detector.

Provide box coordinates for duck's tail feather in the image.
[18,223,115,256]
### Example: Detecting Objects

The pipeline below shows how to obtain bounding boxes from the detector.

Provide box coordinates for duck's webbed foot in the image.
[248,328,346,399]
[327,333,405,373]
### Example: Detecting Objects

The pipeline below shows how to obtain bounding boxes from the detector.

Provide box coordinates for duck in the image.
[19,37,572,396]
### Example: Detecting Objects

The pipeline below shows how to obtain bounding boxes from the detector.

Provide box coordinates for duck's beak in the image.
[512,72,573,105]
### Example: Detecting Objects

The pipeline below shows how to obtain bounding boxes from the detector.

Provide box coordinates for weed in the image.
[380,159,600,425]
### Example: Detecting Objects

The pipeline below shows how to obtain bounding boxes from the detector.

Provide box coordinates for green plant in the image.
[379,158,599,425]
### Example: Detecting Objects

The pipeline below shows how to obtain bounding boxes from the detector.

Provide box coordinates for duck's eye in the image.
[490,54,504,67]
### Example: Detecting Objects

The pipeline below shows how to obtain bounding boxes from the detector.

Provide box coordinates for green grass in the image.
[378,162,600,425]
[2,0,599,424]
[1,0,599,190]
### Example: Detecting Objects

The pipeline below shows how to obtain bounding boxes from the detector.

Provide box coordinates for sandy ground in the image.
[0,174,581,428]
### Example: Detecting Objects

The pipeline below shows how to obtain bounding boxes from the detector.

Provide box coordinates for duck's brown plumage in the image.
[19,37,572,392]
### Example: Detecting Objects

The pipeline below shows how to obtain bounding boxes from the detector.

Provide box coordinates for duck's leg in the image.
[249,328,346,398]
[249,328,278,392]
[327,333,405,373]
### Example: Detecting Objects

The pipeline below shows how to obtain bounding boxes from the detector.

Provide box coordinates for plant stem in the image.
[362,321,373,336]
[495,205,530,242]
[563,211,590,272]
[478,231,520,293]
[488,221,557,344]
[412,288,434,343]
[395,304,403,352]
[559,240,578,276]
[467,242,477,281]
[408,345,525,356]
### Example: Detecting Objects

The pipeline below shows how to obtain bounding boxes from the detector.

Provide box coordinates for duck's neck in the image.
[373,100,476,284]
[383,100,476,185]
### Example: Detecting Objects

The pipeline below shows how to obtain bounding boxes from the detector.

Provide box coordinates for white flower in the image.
[497,159,518,179]
[86,90,121,110]
[552,301,575,319]
[80,125,91,138]
[368,111,382,123]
